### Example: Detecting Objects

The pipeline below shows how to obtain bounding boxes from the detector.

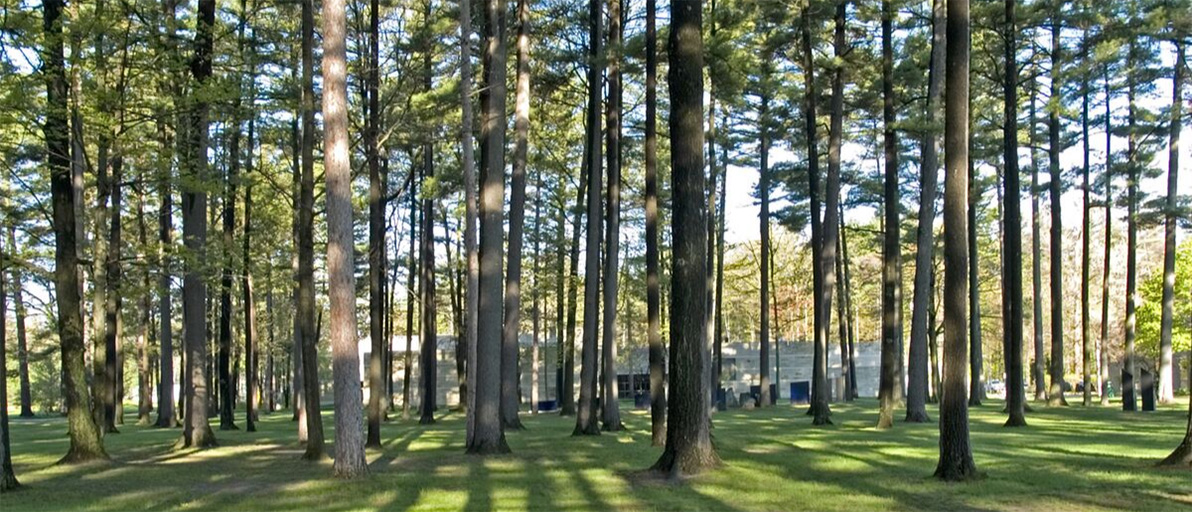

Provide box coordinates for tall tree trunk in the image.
[714,118,728,407]
[155,0,177,427]
[968,151,983,407]
[324,0,367,475]
[1030,74,1047,402]
[502,0,532,430]
[758,87,772,409]
[531,169,543,414]
[835,225,851,401]
[136,177,154,426]
[90,0,115,435]
[573,0,603,437]
[1,214,20,490]
[935,0,977,480]
[290,120,305,428]
[388,195,399,413]
[841,205,858,398]
[48,5,109,445]
[467,0,511,455]
[877,0,901,429]
[219,20,244,430]
[417,177,436,426]
[801,6,826,418]
[929,266,941,402]
[814,0,845,426]
[180,0,218,450]
[1157,41,1183,405]
[243,112,258,431]
[266,265,276,414]
[1047,16,1067,407]
[1002,0,1027,426]
[705,0,719,415]
[652,0,718,476]
[404,169,418,421]
[1124,42,1140,412]
[7,229,34,419]
[1099,65,1113,408]
[1079,22,1094,408]
[366,0,386,448]
[554,205,566,407]
[908,0,945,423]
[645,0,665,446]
[459,0,480,443]
[601,0,624,431]
[289,45,304,428]
[418,25,438,426]
[298,0,325,457]
[562,169,584,418]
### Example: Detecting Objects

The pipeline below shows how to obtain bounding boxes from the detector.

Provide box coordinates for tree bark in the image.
[1100,65,1113,407]
[298,0,325,456]
[90,0,116,435]
[562,168,585,418]
[219,16,244,430]
[418,177,437,426]
[501,0,531,430]
[323,0,366,475]
[266,266,276,414]
[1002,0,1027,426]
[366,0,386,448]
[841,205,858,398]
[405,167,418,421]
[1157,41,1183,405]
[1,218,20,490]
[1124,42,1140,412]
[136,174,154,426]
[290,58,306,431]
[801,5,827,417]
[877,0,901,429]
[418,22,438,426]
[467,0,511,455]
[573,0,603,437]
[7,229,34,419]
[645,0,665,446]
[758,84,773,410]
[243,114,258,431]
[1030,74,1047,402]
[968,149,983,407]
[531,169,543,414]
[908,0,945,423]
[155,0,177,427]
[180,0,218,450]
[459,0,479,443]
[1047,16,1067,407]
[651,0,719,476]
[1079,22,1093,408]
[814,0,845,426]
[601,0,624,431]
[935,0,977,480]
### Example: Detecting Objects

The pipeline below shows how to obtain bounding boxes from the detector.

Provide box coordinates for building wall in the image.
[358,335,885,409]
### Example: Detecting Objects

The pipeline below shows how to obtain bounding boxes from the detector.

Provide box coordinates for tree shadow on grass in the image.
[462,458,493,511]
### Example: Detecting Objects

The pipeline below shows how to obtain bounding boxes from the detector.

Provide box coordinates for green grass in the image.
[2,398,1190,511]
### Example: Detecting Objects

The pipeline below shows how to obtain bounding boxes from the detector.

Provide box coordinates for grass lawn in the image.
[2,397,1190,511]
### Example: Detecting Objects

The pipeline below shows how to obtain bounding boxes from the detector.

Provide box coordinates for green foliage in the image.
[1136,239,1192,361]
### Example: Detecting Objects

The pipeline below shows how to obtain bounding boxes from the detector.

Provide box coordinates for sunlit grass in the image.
[2,397,1189,511]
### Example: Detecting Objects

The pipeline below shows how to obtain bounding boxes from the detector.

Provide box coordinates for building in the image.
[358,334,559,410]
[358,334,881,411]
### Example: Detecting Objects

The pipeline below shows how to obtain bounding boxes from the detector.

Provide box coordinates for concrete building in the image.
[717,340,882,402]
[358,334,560,410]
[358,334,881,410]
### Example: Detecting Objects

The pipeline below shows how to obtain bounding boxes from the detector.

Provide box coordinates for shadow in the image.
[462,459,492,512]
